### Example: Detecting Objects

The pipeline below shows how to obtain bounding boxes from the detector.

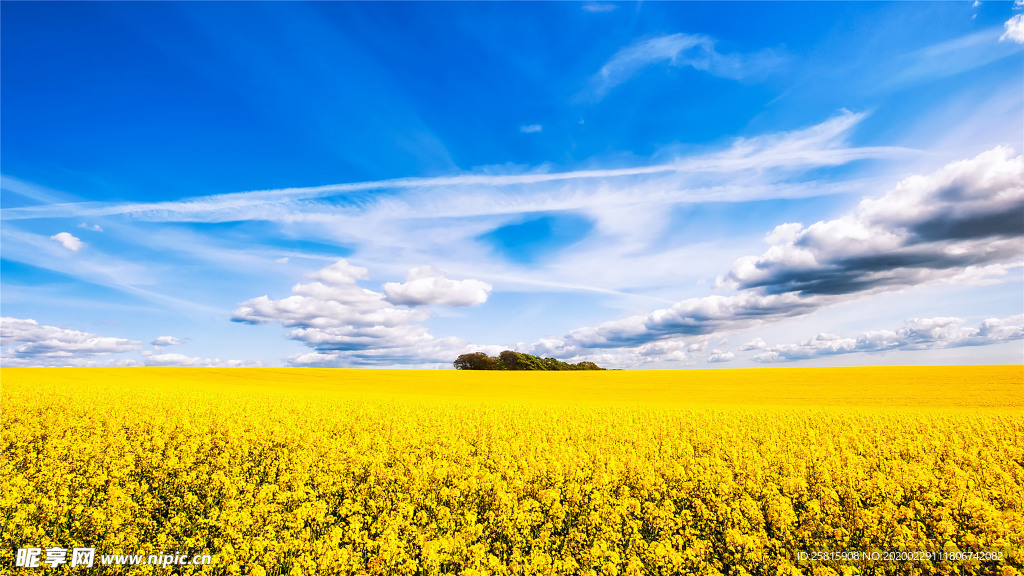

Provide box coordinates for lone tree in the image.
[454,350,604,371]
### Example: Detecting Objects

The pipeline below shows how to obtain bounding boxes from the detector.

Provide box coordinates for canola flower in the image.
[1,366,1022,575]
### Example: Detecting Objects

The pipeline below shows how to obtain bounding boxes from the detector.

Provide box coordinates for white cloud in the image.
[78,222,103,232]
[1001,14,1024,43]
[151,336,181,347]
[740,338,767,351]
[752,315,1024,363]
[286,351,342,366]
[521,336,711,369]
[582,3,617,12]
[50,232,84,251]
[519,124,543,134]
[233,259,496,366]
[707,350,735,363]
[720,146,1023,296]
[587,33,782,98]
[382,266,492,307]
[1,317,141,366]
[143,353,263,367]
[275,257,290,264]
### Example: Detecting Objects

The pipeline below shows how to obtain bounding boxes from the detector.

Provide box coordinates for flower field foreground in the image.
[2,366,1022,576]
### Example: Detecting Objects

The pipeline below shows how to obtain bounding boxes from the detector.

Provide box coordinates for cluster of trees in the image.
[454,350,604,371]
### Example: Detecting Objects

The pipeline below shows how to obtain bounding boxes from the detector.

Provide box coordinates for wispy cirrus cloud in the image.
[0,111,906,227]
[1,227,225,316]
[882,26,1024,88]
[585,33,783,100]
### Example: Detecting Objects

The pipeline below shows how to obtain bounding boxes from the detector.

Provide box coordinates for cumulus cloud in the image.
[233,259,498,366]
[752,315,1024,363]
[50,232,84,251]
[528,147,1024,355]
[522,336,710,369]
[519,124,543,134]
[151,336,182,347]
[78,222,103,232]
[1001,14,1024,43]
[142,352,262,367]
[719,146,1023,297]
[707,350,735,363]
[285,351,344,367]
[1,317,141,366]
[382,266,492,307]
[741,338,767,351]
[588,33,781,98]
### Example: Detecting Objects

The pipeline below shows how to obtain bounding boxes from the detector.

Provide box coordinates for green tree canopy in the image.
[454,351,604,371]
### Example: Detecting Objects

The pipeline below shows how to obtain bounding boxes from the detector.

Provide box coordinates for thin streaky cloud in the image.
[883,27,1024,88]
[0,112,914,224]
[1,175,71,205]
[3,227,226,316]
[481,274,678,304]
[586,33,783,100]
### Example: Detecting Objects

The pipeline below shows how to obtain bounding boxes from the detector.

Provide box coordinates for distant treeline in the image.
[454,350,604,371]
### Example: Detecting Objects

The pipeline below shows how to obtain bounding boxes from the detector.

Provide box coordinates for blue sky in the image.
[2,2,1022,368]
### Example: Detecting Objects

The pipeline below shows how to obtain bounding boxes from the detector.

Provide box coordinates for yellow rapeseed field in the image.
[1,366,1021,575]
